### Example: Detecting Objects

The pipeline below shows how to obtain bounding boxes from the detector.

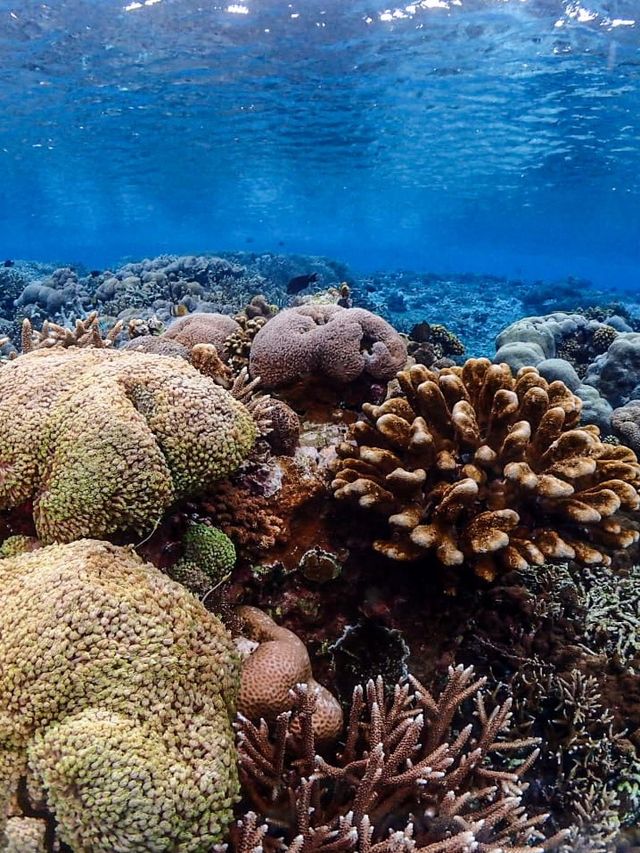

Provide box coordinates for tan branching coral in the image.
[332,359,640,585]
[0,539,240,852]
[234,606,343,746]
[0,348,258,543]
[229,665,566,852]
[20,311,123,352]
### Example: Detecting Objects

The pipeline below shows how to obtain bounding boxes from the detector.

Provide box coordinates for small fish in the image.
[89,269,102,278]
[245,236,254,244]
[171,303,190,317]
[3,259,14,267]
[287,272,319,295]
[278,240,285,247]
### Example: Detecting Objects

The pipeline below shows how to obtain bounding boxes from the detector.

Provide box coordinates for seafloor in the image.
[1,252,640,853]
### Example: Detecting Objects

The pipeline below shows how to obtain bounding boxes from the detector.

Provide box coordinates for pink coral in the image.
[163,312,241,352]
[249,305,407,388]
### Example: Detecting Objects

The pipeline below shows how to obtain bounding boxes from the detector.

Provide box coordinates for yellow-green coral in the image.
[0,539,240,852]
[0,348,258,543]
[168,523,236,595]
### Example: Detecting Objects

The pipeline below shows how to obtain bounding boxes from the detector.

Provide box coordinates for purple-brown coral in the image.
[249,305,407,389]
[163,311,241,352]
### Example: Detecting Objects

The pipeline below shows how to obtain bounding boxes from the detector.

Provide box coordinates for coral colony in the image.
[1,254,640,853]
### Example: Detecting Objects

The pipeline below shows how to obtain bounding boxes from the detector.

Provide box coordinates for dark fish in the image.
[365,283,376,292]
[245,236,254,244]
[89,269,102,277]
[410,322,432,343]
[287,272,319,294]
[278,240,285,246]
[3,259,14,267]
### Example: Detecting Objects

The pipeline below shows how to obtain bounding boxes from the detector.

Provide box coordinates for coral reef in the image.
[332,359,640,586]
[585,332,640,408]
[163,311,242,352]
[0,539,240,852]
[407,320,465,367]
[229,665,565,851]
[0,348,257,542]
[249,304,407,389]
[611,400,640,455]
[234,605,343,745]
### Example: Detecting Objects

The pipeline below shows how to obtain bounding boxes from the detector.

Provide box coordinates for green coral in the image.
[168,523,236,596]
[0,539,240,852]
[0,535,40,558]
[0,348,258,543]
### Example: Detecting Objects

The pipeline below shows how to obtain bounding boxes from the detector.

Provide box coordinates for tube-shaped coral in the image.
[0,539,240,852]
[332,359,640,586]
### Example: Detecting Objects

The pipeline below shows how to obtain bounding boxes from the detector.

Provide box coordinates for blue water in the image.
[0,0,639,289]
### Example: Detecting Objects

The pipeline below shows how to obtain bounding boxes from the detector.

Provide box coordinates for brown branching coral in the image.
[18,312,123,354]
[234,606,343,746]
[332,359,640,586]
[227,665,565,852]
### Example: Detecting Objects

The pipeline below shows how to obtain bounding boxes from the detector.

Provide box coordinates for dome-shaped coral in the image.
[0,348,258,543]
[168,522,237,595]
[0,539,240,852]
[249,304,407,388]
[163,311,241,352]
[332,359,640,586]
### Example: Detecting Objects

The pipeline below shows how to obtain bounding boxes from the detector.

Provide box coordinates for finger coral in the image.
[229,665,565,852]
[234,605,343,745]
[249,304,407,389]
[0,539,240,852]
[332,359,640,586]
[0,347,258,543]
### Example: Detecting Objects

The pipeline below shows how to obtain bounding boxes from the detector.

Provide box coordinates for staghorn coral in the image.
[167,521,237,596]
[227,665,565,852]
[19,312,123,353]
[0,347,257,543]
[234,605,343,746]
[163,311,241,351]
[332,359,640,587]
[0,539,240,852]
[249,304,407,389]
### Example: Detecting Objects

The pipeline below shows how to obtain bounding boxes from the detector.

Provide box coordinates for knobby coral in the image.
[249,305,407,389]
[226,665,565,852]
[234,606,343,746]
[168,521,237,596]
[163,311,241,351]
[0,348,258,542]
[332,359,640,586]
[0,539,240,852]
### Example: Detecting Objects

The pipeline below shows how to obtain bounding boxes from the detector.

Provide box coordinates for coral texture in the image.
[168,522,237,596]
[0,539,240,852]
[612,400,640,455]
[0,348,257,543]
[332,359,640,585]
[163,311,241,352]
[228,666,565,852]
[234,605,343,745]
[249,304,407,388]
[263,398,301,455]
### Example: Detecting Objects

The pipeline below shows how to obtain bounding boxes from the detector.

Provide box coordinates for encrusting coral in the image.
[0,347,258,543]
[225,664,566,852]
[332,358,640,586]
[234,605,343,746]
[0,539,241,853]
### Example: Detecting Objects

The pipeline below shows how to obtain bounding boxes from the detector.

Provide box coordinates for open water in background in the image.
[0,0,638,289]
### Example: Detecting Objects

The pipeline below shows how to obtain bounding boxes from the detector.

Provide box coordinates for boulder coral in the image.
[249,304,407,388]
[163,311,241,352]
[0,539,240,852]
[332,359,640,587]
[0,348,258,543]
[234,605,343,745]
[168,522,237,596]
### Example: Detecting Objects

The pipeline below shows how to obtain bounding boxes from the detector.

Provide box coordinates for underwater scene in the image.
[1,0,640,851]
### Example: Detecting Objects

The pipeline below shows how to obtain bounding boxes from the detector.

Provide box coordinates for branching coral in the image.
[234,606,343,746]
[226,665,565,852]
[0,348,258,542]
[332,359,640,586]
[0,539,240,852]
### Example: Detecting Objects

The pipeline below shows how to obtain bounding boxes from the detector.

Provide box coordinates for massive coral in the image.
[249,304,407,389]
[332,359,640,586]
[0,539,240,852]
[0,347,258,543]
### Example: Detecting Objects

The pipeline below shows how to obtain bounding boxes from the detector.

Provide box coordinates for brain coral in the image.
[0,539,240,852]
[249,304,407,388]
[163,312,241,352]
[0,348,257,543]
[332,359,640,586]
